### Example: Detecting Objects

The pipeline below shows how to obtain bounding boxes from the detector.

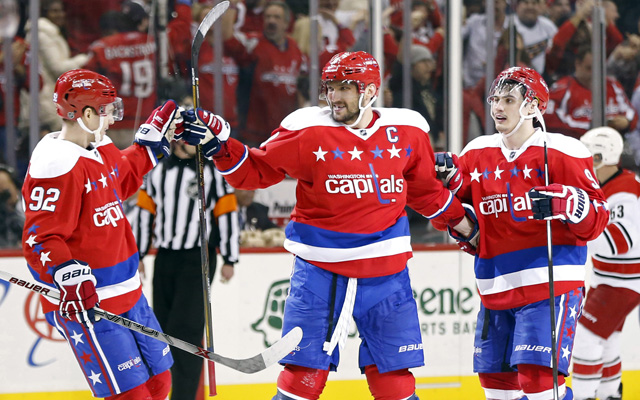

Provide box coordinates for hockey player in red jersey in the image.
[435,67,609,400]
[179,51,477,400]
[571,127,640,400]
[21,69,183,399]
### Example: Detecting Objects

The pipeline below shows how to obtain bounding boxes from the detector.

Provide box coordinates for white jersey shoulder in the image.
[28,132,108,179]
[539,131,592,158]
[280,106,338,131]
[280,106,432,133]
[375,107,431,132]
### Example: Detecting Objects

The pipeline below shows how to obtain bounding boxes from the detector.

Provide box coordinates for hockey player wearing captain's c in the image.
[434,67,610,400]
[21,69,185,399]
[177,51,478,400]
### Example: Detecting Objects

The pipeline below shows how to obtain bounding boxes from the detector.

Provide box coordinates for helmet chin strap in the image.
[501,101,541,139]
[77,116,107,144]
[349,93,377,128]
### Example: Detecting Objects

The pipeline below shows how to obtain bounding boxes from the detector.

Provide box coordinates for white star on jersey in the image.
[523,165,533,179]
[569,305,578,320]
[494,166,504,180]
[348,146,363,160]
[40,251,51,266]
[70,330,84,345]
[25,235,37,247]
[85,179,92,193]
[88,370,102,385]
[387,144,402,158]
[99,174,108,188]
[313,146,328,161]
[470,168,482,182]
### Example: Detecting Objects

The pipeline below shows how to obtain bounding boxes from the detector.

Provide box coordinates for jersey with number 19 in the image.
[213,106,465,278]
[21,132,157,315]
[454,129,609,310]
[85,32,157,130]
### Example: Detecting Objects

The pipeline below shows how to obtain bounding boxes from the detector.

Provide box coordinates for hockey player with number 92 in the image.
[21,69,185,399]
[433,67,610,400]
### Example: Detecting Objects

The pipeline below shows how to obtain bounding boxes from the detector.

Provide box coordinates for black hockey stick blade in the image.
[192,1,229,64]
[0,270,303,374]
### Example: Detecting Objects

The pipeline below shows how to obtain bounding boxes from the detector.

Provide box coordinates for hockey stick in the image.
[0,270,302,374]
[190,1,230,394]
[543,142,560,400]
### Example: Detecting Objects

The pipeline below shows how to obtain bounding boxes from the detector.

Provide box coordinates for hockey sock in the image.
[517,363,566,400]
[146,369,171,400]
[105,384,152,400]
[275,364,329,400]
[364,364,415,400]
[478,372,525,399]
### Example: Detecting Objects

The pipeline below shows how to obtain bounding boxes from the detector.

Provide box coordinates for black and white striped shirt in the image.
[132,154,239,265]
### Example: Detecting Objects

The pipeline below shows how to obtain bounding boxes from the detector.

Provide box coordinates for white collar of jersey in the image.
[500,127,543,161]
[28,132,107,179]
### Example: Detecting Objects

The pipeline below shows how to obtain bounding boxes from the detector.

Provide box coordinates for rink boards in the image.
[0,249,639,399]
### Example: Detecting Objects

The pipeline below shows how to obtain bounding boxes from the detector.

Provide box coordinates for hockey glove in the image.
[435,152,463,194]
[134,100,183,158]
[447,203,480,256]
[53,260,100,326]
[529,184,590,224]
[181,108,231,158]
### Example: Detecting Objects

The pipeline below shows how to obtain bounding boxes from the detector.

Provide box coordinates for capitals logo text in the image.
[479,192,532,218]
[325,173,404,199]
[93,201,125,227]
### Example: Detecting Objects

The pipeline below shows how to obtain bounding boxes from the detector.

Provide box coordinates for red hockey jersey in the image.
[454,129,609,310]
[85,32,157,130]
[213,106,465,278]
[22,133,157,315]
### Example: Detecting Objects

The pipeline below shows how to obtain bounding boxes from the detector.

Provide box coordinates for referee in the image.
[133,140,239,400]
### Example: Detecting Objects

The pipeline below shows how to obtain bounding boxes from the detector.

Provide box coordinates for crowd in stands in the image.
[1,0,640,248]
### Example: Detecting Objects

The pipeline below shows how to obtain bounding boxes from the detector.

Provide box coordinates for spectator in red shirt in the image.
[546,45,638,139]
[224,1,307,147]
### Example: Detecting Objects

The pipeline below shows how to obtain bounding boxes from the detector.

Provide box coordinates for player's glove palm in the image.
[435,152,463,194]
[134,100,184,158]
[53,260,99,326]
[181,108,230,158]
[447,204,480,256]
[529,184,590,224]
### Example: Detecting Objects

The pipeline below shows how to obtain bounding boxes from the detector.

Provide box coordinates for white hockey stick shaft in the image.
[0,270,302,374]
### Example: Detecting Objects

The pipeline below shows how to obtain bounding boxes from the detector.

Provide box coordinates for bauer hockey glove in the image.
[181,108,231,158]
[435,152,463,194]
[135,100,183,158]
[53,260,100,326]
[529,184,590,224]
[447,203,480,256]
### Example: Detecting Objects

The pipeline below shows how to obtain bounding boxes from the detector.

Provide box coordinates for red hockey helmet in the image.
[320,51,381,100]
[54,69,123,121]
[488,67,549,114]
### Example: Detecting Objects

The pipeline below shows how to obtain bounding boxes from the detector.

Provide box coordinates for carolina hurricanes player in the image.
[435,67,609,400]
[572,127,640,400]
[21,69,182,399]
[178,51,477,400]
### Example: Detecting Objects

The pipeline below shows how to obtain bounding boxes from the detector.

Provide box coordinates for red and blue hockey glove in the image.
[529,184,590,224]
[135,100,183,158]
[181,108,230,158]
[447,203,480,256]
[435,152,463,194]
[53,260,99,326]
